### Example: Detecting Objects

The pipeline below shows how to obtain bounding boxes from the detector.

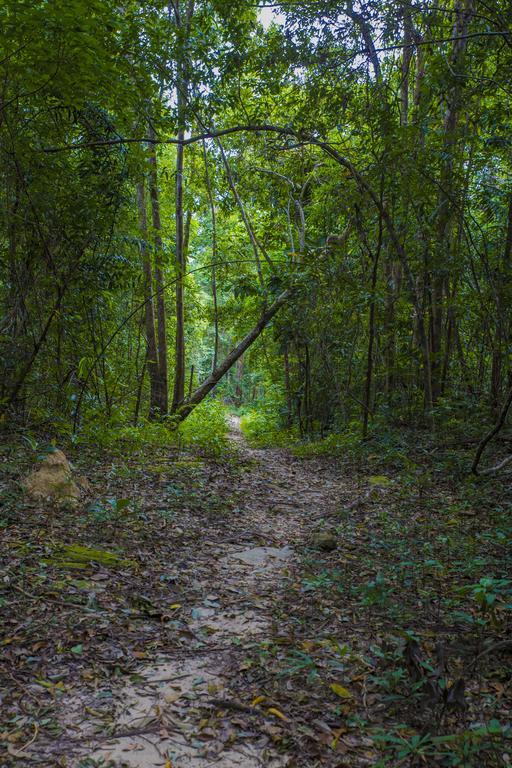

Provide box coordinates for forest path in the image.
[68,417,348,768]
[9,418,509,768]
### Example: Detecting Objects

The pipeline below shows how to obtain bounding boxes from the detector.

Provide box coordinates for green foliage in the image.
[77,399,229,457]
[357,573,393,609]
[77,414,173,454]
[2,0,512,452]
[1,7,512,760]
[292,422,413,471]
[176,399,230,456]
[239,383,300,447]
[458,577,512,627]
[86,497,132,524]
[240,409,295,448]
[373,721,512,767]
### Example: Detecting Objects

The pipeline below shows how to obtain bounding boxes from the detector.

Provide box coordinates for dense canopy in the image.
[2,0,511,440]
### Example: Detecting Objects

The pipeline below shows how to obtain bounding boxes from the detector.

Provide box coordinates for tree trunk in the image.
[148,127,169,415]
[283,344,293,426]
[234,356,244,405]
[174,289,290,423]
[136,181,160,418]
[172,112,186,411]
[383,257,398,401]
[400,3,413,126]
[431,0,474,403]
[491,195,512,411]
[304,344,313,433]
[202,139,219,370]
[171,0,195,413]
[346,2,381,81]
[362,212,383,437]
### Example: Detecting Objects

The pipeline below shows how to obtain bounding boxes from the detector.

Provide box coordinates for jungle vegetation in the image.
[2,4,512,767]
[1,0,511,458]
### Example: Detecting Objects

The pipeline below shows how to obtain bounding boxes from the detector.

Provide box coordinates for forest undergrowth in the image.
[1,414,511,767]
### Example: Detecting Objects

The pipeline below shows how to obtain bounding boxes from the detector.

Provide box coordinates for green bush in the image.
[76,399,229,457]
[177,398,230,456]
[240,408,297,448]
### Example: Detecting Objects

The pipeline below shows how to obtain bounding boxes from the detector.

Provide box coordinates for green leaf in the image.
[70,644,83,655]
[330,683,352,699]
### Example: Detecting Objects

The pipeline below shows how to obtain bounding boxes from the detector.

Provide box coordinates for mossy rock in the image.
[145,464,173,474]
[44,544,136,570]
[368,475,392,487]
[311,532,338,552]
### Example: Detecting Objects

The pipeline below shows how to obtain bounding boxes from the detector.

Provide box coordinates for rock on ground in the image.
[24,449,82,506]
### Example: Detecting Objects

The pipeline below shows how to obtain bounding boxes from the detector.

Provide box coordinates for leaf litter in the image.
[1,418,511,766]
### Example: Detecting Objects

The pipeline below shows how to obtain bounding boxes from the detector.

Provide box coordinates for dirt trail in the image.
[66,418,347,768]
[6,417,511,768]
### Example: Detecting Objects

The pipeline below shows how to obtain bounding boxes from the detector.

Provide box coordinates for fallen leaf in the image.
[70,644,83,655]
[164,691,182,704]
[332,726,348,749]
[330,683,352,699]
[8,745,32,758]
[267,707,288,721]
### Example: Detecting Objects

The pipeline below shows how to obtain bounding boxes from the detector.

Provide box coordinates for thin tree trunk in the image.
[304,344,313,433]
[188,364,194,398]
[284,344,293,426]
[363,212,383,437]
[295,198,306,256]
[346,2,381,81]
[491,195,512,410]
[172,112,186,410]
[133,357,147,425]
[383,256,398,401]
[148,127,169,415]
[400,3,413,126]
[171,0,195,413]
[441,304,454,396]
[431,0,474,403]
[136,181,160,417]
[216,139,268,285]
[202,139,219,370]
[235,356,244,405]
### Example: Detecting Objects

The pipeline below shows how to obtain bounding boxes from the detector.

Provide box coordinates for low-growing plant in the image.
[373,719,512,767]
[358,573,393,608]
[240,409,297,448]
[86,497,132,524]
[77,399,230,456]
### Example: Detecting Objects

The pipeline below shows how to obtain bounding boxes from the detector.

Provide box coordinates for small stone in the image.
[311,532,337,552]
[228,546,293,566]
